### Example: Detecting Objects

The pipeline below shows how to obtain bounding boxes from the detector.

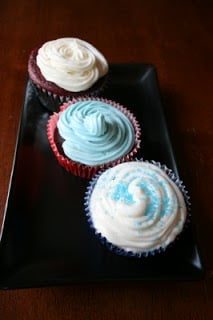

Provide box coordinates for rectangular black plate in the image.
[0,64,204,289]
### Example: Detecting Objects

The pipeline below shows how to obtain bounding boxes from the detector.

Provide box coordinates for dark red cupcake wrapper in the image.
[31,78,109,113]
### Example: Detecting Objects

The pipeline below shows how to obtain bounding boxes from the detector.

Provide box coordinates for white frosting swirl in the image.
[36,38,108,92]
[88,162,187,254]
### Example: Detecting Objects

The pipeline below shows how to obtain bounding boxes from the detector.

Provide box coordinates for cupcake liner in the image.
[84,159,191,259]
[30,80,68,112]
[31,77,109,113]
[47,97,141,179]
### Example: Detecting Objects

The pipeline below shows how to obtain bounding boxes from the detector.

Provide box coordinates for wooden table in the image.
[0,0,212,318]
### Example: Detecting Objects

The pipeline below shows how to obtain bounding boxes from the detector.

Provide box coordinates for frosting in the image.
[36,38,108,92]
[88,162,187,253]
[57,100,135,166]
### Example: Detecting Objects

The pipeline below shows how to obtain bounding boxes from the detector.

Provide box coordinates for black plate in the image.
[0,64,204,289]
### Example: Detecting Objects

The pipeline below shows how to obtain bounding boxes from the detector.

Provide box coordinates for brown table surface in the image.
[0,0,212,319]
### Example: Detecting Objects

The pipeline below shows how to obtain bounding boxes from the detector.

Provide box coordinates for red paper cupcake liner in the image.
[47,97,141,179]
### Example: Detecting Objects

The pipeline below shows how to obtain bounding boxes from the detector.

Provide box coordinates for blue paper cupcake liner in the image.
[84,159,191,259]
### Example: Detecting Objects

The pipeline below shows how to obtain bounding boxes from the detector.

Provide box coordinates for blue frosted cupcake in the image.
[47,98,141,178]
[85,160,190,257]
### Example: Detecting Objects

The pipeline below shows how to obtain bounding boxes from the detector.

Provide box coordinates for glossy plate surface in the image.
[0,64,204,289]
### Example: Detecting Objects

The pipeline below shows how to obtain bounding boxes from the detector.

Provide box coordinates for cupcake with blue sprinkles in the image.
[47,97,141,178]
[84,160,190,257]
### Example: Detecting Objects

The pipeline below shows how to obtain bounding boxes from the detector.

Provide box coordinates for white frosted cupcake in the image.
[28,38,109,111]
[85,160,190,257]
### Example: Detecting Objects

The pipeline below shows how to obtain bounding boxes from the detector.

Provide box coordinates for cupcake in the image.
[85,160,190,258]
[47,97,141,179]
[28,38,109,112]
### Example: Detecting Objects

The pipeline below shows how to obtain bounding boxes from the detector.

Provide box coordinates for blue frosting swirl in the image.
[57,100,135,166]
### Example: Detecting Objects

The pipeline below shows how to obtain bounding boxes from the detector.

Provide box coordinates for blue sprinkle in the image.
[111,182,135,205]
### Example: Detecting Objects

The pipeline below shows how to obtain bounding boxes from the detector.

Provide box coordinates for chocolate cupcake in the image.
[47,97,141,179]
[28,38,109,112]
[85,160,190,257]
